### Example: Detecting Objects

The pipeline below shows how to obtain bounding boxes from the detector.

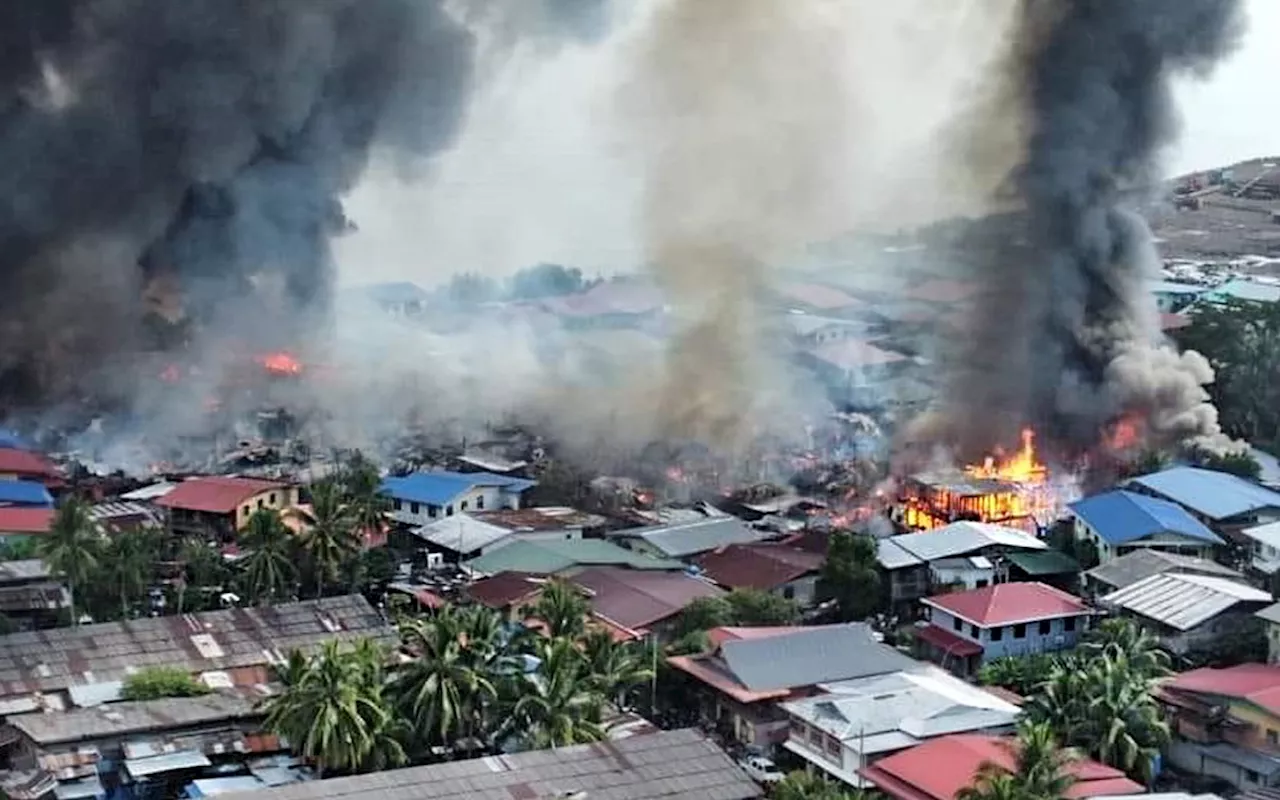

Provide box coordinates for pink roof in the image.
[916,623,983,657]
[0,507,55,534]
[156,476,289,514]
[536,280,663,319]
[0,448,61,480]
[1164,664,1280,716]
[570,566,724,631]
[923,582,1090,627]
[707,625,809,648]
[777,282,865,311]
[694,544,824,592]
[859,734,1144,800]
[808,338,909,371]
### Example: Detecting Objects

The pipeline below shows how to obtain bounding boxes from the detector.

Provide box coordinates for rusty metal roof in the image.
[8,693,258,745]
[0,595,393,700]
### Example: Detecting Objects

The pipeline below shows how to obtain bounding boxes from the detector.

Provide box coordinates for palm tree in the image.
[176,538,229,614]
[579,628,653,707]
[38,496,100,627]
[98,526,162,618]
[262,639,403,776]
[341,452,390,541]
[239,509,297,604]
[527,579,589,639]
[392,608,500,752]
[774,771,870,800]
[501,637,607,750]
[959,721,1076,800]
[293,480,359,598]
[1081,618,1170,681]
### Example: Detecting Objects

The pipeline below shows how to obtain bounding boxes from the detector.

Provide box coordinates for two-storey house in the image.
[155,476,296,541]
[1068,489,1224,564]
[916,582,1093,677]
[380,471,536,527]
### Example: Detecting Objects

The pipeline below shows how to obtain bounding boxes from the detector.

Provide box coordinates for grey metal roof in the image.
[124,748,212,777]
[619,516,774,558]
[0,595,394,699]
[876,539,923,570]
[1257,602,1280,625]
[1101,573,1272,631]
[213,728,760,800]
[720,623,917,692]
[0,559,51,583]
[7,693,258,745]
[1085,549,1242,591]
[412,514,513,553]
[886,521,1046,564]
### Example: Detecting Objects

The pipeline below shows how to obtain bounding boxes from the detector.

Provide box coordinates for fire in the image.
[256,351,303,376]
[964,428,1047,483]
[1104,414,1144,453]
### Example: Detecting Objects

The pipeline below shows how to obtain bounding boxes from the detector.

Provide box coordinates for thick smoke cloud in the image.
[0,0,602,422]
[943,0,1245,458]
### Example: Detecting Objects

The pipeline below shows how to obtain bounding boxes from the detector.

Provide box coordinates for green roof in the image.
[466,539,682,576]
[1004,549,1080,576]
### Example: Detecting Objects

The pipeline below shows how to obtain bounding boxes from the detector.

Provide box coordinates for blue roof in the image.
[1127,466,1280,521]
[1068,490,1222,546]
[0,430,31,451]
[380,470,536,507]
[0,480,53,507]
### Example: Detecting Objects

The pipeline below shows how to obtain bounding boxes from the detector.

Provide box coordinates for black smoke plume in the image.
[0,0,603,421]
[943,0,1244,459]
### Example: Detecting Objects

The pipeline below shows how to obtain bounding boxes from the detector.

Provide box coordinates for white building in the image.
[380,471,536,528]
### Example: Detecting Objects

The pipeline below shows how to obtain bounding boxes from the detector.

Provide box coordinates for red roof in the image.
[777,282,866,311]
[916,623,983,657]
[0,507,55,534]
[1161,312,1191,331]
[923,582,1090,627]
[1162,663,1280,716]
[694,544,824,591]
[859,734,1144,800]
[155,476,289,514]
[570,566,724,631]
[0,448,61,480]
[466,572,544,609]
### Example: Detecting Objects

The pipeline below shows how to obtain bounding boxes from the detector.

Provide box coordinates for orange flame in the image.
[964,428,1047,484]
[256,352,303,376]
[1104,414,1143,453]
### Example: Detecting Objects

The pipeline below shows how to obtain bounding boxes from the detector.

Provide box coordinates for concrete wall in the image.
[1072,515,1214,564]
[928,608,1085,661]
[389,486,523,527]
[233,487,299,529]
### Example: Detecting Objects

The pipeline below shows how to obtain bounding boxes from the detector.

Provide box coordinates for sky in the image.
[336,0,1280,288]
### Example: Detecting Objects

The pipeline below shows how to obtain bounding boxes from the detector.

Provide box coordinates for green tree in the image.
[340,453,390,542]
[294,480,359,598]
[392,607,503,752]
[725,587,800,625]
[1184,444,1263,480]
[122,666,212,700]
[818,532,882,621]
[959,720,1076,800]
[674,596,735,637]
[38,496,100,627]
[98,526,162,618]
[263,639,404,776]
[507,263,588,300]
[239,509,297,604]
[773,771,870,800]
[579,628,653,707]
[500,637,606,749]
[977,653,1060,697]
[527,579,590,639]
[176,538,231,613]
[1080,618,1170,681]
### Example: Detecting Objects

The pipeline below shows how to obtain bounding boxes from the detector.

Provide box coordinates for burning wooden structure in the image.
[898,429,1059,533]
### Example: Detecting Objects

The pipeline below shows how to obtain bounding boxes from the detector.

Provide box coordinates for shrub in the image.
[121,666,212,701]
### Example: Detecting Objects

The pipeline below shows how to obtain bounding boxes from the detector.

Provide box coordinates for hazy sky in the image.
[337,0,1280,287]
[1169,0,1280,175]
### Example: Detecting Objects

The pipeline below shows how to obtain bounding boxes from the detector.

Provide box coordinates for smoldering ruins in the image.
[0,0,1259,515]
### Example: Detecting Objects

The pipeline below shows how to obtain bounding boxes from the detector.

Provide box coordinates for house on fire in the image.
[381,471,536,527]
[915,582,1094,677]
[156,476,297,539]
[1068,489,1225,565]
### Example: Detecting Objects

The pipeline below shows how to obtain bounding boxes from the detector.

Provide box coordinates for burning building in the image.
[897,429,1067,534]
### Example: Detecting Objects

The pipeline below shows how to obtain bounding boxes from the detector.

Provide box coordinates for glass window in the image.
[970,625,978,638]
[461,500,468,511]
[783,585,795,600]
[446,505,454,517]
[1064,617,1076,632]
[1039,620,1051,635]
[393,499,402,511]
[1013,624,1027,639]
[410,502,420,515]
[953,617,963,632]
[991,627,1004,642]
[825,735,841,757]
[477,495,485,510]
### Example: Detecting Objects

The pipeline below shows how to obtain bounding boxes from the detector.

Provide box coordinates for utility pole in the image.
[650,632,659,719]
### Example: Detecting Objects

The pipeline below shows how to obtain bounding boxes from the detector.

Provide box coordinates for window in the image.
[429,505,439,519]
[990,627,1004,642]
[1013,623,1027,639]
[446,505,454,517]
[953,617,963,632]
[242,505,249,517]
[1246,769,1261,784]
[393,499,402,511]
[783,586,795,600]
[970,625,979,638]
[1269,729,1279,745]
[790,718,806,738]
[1039,620,1052,635]
[476,495,485,510]
[975,579,988,588]
[410,502,419,515]
[461,501,468,511]
[825,735,841,758]
[257,499,264,509]
[1064,617,1076,632]
[269,493,276,504]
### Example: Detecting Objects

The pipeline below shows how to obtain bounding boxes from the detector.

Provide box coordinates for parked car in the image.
[738,756,784,785]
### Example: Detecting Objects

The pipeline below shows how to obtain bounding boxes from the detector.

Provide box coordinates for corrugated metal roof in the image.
[1127,466,1280,521]
[720,623,916,692]
[0,559,51,582]
[0,481,52,507]
[124,749,211,777]
[618,516,774,558]
[0,449,60,479]
[1085,549,1240,591]
[0,508,54,534]
[877,538,924,570]
[210,728,760,800]
[571,567,724,630]
[1102,573,1272,630]
[1207,279,1280,304]
[155,476,289,514]
[120,482,176,502]
[1069,490,1222,545]
[1004,549,1079,576]
[886,521,1046,564]
[412,514,512,553]
[8,694,258,745]
[467,539,681,576]
[381,471,536,507]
